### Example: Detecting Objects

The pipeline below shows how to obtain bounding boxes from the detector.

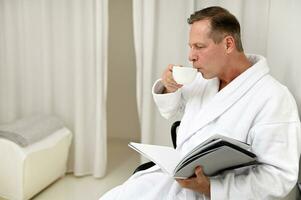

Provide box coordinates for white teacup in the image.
[172,66,197,85]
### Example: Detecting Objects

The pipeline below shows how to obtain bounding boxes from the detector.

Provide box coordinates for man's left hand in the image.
[176,166,210,197]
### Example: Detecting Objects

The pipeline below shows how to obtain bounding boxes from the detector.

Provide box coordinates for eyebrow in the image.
[188,42,205,47]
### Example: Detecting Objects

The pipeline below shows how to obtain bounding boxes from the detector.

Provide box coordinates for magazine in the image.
[129,134,257,178]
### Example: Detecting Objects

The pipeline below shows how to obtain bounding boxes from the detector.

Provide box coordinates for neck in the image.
[219,53,251,90]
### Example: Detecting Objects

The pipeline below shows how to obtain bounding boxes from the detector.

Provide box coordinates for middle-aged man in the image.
[100,6,301,200]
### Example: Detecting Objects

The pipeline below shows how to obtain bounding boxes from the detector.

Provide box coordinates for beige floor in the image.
[0,139,139,200]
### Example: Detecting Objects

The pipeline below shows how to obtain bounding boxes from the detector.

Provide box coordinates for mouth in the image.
[192,65,201,71]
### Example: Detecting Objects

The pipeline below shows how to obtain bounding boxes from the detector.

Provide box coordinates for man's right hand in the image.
[161,64,183,93]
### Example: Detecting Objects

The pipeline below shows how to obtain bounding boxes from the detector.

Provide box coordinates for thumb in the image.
[195,166,205,178]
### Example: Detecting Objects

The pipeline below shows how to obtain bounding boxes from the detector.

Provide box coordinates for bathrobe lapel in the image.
[178,57,270,147]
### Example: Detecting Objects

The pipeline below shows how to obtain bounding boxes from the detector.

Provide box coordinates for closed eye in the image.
[195,44,205,49]
[188,43,206,50]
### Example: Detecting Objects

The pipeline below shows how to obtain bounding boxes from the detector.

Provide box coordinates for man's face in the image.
[188,20,227,79]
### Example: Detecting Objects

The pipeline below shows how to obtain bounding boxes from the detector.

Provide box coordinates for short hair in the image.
[187,6,243,52]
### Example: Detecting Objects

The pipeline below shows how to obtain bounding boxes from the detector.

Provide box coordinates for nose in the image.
[188,48,197,62]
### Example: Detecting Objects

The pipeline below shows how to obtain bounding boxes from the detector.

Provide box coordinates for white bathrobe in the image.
[100,54,301,200]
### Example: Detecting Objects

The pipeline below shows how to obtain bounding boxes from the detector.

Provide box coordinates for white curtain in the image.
[0,0,108,178]
[133,0,195,146]
[133,0,301,146]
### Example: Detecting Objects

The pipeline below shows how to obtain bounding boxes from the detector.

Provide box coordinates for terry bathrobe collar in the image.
[177,54,270,148]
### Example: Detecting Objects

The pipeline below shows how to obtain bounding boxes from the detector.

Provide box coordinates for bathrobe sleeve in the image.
[152,79,184,119]
[210,88,301,199]
[210,122,300,199]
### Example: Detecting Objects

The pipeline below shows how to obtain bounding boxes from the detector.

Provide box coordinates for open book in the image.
[129,134,257,179]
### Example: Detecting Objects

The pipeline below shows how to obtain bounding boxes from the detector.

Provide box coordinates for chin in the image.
[201,73,214,80]
[202,75,211,80]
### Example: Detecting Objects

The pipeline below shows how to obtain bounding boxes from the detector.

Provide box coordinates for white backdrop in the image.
[133,0,194,146]
[0,0,108,178]
[133,0,301,146]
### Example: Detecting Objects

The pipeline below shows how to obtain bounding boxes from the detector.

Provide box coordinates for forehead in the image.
[189,20,212,43]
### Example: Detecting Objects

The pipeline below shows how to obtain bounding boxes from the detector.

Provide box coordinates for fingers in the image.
[195,166,209,181]
[176,166,207,188]
[176,166,211,197]
[195,166,205,178]
[163,77,181,88]
[161,64,183,93]
[176,178,193,188]
[167,64,174,71]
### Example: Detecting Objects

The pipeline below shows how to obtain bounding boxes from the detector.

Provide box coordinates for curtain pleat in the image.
[93,0,108,176]
[0,0,108,178]
[133,0,195,147]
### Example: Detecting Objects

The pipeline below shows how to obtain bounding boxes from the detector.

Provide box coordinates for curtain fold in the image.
[133,0,301,147]
[265,0,301,112]
[133,0,196,146]
[0,0,108,178]
[133,0,157,145]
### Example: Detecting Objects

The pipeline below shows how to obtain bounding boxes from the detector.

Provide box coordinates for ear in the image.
[224,35,235,53]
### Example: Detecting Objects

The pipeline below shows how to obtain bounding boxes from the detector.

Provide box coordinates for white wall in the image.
[107,0,140,141]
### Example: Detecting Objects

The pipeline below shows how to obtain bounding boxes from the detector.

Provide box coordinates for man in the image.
[101,6,300,199]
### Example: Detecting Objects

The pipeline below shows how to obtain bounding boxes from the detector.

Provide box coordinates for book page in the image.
[129,142,181,175]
